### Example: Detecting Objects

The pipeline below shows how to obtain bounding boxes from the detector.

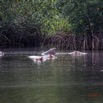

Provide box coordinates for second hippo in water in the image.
[68,51,87,56]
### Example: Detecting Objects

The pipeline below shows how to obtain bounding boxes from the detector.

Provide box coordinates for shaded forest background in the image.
[0,0,103,50]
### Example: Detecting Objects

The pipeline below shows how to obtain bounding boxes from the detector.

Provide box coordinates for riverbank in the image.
[0,31,103,50]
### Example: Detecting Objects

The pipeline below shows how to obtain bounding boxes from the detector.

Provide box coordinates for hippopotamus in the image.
[41,48,56,56]
[68,51,87,56]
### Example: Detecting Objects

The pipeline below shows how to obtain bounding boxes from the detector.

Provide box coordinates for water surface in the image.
[0,50,103,103]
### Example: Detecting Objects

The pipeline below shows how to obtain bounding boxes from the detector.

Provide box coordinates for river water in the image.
[0,49,103,103]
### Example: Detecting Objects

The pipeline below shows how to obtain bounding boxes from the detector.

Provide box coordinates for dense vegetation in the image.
[55,0,103,50]
[0,0,103,50]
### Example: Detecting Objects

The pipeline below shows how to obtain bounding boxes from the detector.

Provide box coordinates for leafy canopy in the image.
[55,0,103,35]
[0,0,70,35]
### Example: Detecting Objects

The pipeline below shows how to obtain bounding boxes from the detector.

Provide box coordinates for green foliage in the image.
[55,0,103,35]
[0,0,70,36]
[0,0,103,37]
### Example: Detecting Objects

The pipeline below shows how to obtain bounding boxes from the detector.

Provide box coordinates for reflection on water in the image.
[0,50,103,103]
